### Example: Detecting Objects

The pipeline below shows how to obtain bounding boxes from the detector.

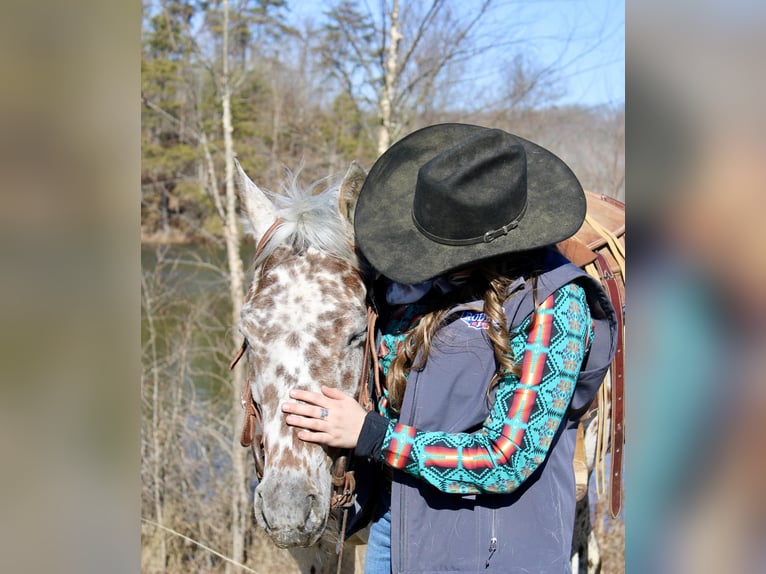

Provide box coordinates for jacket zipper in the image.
[486,508,497,567]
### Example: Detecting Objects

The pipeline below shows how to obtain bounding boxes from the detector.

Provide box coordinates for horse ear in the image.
[337,161,367,225]
[235,159,277,242]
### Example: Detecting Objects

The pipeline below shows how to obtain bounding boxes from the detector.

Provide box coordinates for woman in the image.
[281,124,617,573]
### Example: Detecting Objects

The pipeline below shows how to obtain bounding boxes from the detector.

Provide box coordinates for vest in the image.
[386,250,617,573]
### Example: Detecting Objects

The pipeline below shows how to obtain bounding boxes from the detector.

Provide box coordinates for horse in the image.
[233,159,371,574]
[232,160,625,574]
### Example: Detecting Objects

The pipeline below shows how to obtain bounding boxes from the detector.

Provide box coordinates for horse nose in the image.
[254,490,317,532]
[253,479,327,546]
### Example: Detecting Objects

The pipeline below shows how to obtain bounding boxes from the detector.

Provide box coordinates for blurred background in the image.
[627,1,766,572]
[1,0,763,572]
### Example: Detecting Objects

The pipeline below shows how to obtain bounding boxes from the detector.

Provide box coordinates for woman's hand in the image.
[282,386,367,449]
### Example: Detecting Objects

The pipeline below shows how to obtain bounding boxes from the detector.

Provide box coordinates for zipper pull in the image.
[485,537,497,567]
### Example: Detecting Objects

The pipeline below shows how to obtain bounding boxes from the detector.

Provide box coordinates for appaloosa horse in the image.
[232,160,625,574]
[233,160,370,574]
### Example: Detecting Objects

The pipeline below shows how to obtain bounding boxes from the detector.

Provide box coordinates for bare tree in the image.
[320,0,494,154]
[219,2,250,568]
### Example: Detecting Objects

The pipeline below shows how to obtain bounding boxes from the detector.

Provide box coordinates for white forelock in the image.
[250,171,358,269]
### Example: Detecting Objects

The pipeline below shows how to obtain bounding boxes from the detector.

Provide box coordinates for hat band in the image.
[411,201,528,246]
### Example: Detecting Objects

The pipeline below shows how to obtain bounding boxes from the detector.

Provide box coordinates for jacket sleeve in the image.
[354,410,390,461]
[378,283,593,494]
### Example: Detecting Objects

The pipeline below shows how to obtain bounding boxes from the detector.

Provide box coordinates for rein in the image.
[229,217,379,573]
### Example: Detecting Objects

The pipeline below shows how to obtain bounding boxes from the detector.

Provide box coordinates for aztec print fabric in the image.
[377,283,593,494]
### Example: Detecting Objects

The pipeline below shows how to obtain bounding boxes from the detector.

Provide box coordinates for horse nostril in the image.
[304,493,317,522]
[256,490,272,531]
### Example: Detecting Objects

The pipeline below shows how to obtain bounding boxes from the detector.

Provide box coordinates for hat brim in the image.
[354,123,586,284]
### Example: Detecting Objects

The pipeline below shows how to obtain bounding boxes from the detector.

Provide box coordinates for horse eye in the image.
[345,329,366,347]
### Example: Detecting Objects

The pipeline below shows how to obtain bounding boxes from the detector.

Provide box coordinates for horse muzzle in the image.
[253,477,329,547]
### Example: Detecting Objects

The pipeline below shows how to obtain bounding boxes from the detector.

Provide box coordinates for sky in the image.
[508,0,625,107]
[452,0,625,108]
[293,0,625,108]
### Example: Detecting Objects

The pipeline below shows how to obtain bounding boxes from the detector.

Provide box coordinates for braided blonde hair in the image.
[385,252,543,413]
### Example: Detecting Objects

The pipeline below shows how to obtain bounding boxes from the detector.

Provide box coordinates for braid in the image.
[482,272,521,387]
[385,250,548,412]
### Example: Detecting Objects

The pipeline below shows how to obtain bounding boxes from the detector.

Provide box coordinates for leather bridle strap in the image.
[252,218,285,265]
[229,340,265,480]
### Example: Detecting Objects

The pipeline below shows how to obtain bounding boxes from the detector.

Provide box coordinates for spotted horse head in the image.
[234,160,371,553]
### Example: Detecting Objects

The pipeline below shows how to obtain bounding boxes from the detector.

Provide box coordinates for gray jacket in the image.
[352,251,618,573]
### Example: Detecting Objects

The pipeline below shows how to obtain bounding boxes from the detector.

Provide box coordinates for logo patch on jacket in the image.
[460,311,489,330]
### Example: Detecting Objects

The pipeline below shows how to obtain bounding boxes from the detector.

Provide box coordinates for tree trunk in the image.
[221,0,249,570]
[378,0,401,155]
[270,66,282,182]
[160,183,170,237]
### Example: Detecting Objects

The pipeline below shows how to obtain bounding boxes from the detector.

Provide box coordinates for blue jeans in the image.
[364,489,392,574]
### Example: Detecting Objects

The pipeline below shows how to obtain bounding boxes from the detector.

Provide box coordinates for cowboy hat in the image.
[353,123,586,284]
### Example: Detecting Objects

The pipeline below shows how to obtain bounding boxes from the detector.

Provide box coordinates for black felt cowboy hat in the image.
[353,123,586,284]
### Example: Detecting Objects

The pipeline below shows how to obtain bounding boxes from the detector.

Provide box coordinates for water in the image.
[141,242,254,398]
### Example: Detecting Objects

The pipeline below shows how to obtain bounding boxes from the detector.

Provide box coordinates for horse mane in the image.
[248,169,359,270]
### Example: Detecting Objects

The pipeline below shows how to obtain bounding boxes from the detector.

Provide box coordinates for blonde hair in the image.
[386,253,543,413]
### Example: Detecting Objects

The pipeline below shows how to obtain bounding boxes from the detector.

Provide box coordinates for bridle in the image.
[229,218,379,572]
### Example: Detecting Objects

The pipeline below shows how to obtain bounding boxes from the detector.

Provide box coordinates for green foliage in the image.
[144,0,195,59]
[229,73,270,140]
[317,91,377,164]
[202,213,225,236]
[143,142,199,177]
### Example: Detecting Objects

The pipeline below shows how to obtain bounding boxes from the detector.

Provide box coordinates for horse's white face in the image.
[235,161,368,548]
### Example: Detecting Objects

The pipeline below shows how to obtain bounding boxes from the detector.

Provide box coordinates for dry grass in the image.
[592,495,626,574]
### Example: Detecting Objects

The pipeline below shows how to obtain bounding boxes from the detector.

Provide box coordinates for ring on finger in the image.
[320,407,329,419]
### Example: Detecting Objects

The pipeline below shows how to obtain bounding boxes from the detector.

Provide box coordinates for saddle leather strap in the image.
[595,370,610,500]
[594,252,625,518]
[585,212,626,280]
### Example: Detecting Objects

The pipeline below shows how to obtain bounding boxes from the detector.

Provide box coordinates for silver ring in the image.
[320,407,329,419]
